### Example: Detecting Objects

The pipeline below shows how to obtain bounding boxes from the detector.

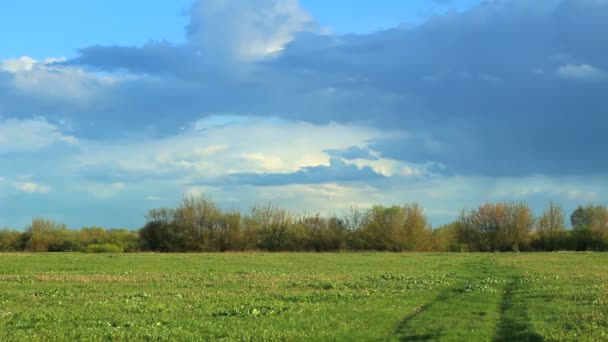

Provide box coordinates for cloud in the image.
[325,146,379,160]
[53,0,607,176]
[14,182,51,194]
[2,0,608,228]
[556,63,605,81]
[1,56,117,102]
[80,182,126,199]
[64,0,322,78]
[0,118,77,152]
[1,56,38,73]
[187,0,320,62]
[73,116,395,181]
[212,157,385,186]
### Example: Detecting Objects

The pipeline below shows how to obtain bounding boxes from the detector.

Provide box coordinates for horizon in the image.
[1,0,607,229]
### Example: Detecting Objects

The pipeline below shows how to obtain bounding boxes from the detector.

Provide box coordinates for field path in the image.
[493,277,543,342]
[392,256,543,341]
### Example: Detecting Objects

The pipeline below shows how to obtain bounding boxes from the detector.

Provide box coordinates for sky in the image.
[1,0,607,229]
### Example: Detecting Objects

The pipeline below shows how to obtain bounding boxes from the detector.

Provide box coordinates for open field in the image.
[0,253,607,341]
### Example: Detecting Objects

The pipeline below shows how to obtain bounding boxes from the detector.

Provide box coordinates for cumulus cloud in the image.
[187,0,320,62]
[64,0,322,79]
[72,115,410,182]
[52,0,608,176]
[2,0,608,227]
[1,56,38,73]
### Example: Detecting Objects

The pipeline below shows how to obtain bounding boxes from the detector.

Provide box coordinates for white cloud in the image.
[0,118,77,152]
[79,182,126,199]
[349,158,429,177]
[188,0,320,62]
[1,56,38,73]
[556,63,605,81]
[488,175,605,203]
[14,182,51,194]
[75,115,404,180]
[565,190,598,201]
[1,56,118,102]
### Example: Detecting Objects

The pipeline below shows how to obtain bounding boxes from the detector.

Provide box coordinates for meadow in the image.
[0,253,606,341]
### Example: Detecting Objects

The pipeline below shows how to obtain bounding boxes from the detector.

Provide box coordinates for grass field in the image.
[0,253,607,341]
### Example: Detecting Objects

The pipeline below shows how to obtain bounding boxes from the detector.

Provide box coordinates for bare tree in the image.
[248,203,293,251]
[537,202,566,251]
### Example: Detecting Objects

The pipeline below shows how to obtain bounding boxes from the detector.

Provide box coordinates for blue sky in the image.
[0,0,480,59]
[1,0,607,229]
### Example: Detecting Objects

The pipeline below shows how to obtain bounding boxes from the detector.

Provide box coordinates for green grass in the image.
[0,253,606,341]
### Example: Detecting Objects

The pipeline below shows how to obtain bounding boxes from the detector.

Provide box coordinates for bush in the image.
[84,243,124,253]
[0,229,23,251]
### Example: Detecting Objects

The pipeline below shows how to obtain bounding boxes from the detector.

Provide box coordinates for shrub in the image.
[84,243,124,253]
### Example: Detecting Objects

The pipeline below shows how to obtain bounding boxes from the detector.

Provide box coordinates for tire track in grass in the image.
[392,257,512,341]
[392,289,457,341]
[493,277,543,342]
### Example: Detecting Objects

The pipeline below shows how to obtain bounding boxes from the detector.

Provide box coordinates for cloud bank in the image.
[1,0,607,228]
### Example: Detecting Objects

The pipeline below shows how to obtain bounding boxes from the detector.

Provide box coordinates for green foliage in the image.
[431,223,461,252]
[84,243,124,253]
[356,203,431,251]
[570,204,608,251]
[24,218,73,252]
[0,228,22,251]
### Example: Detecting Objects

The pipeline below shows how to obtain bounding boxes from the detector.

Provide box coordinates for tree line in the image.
[1,196,607,252]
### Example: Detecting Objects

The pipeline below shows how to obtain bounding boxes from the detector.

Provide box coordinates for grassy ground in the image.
[0,253,606,341]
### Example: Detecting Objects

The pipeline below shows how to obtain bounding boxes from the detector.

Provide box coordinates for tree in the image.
[359,205,401,251]
[297,213,348,251]
[24,218,71,252]
[570,204,608,251]
[0,228,23,251]
[299,213,326,251]
[503,202,534,252]
[139,208,180,252]
[248,203,293,251]
[342,206,369,249]
[174,195,223,251]
[432,222,461,252]
[459,202,534,252]
[467,203,505,251]
[357,203,430,251]
[214,210,244,251]
[401,203,431,251]
[537,202,566,251]
[456,211,482,251]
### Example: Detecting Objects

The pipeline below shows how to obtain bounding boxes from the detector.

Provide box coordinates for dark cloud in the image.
[269,0,608,175]
[324,146,379,160]
[63,42,199,77]
[6,0,608,176]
